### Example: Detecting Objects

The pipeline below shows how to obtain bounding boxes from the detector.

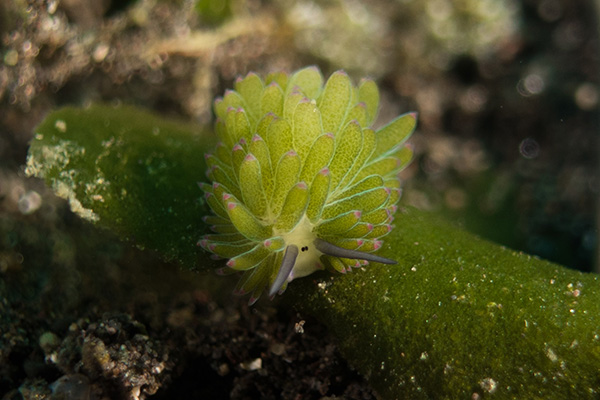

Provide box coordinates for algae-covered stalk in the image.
[199,67,417,303]
[25,84,600,399]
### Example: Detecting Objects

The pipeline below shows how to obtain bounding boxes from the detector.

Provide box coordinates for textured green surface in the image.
[26,104,600,399]
[201,68,415,298]
[288,209,600,399]
[26,104,211,267]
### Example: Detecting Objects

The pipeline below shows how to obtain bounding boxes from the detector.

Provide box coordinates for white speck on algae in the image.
[479,377,497,393]
[54,119,67,132]
[25,140,100,222]
[55,181,99,222]
[25,139,84,177]
[545,346,558,362]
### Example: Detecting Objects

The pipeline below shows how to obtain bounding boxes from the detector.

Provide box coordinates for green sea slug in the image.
[199,67,416,303]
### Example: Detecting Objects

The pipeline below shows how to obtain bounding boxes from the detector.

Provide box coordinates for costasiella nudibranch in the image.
[198,67,416,304]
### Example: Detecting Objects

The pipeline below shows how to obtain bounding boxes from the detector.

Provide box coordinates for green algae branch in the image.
[27,104,600,399]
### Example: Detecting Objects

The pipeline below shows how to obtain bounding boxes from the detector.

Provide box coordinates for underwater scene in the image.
[1,0,599,398]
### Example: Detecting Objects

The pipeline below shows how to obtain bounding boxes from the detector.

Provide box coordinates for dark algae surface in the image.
[290,209,600,398]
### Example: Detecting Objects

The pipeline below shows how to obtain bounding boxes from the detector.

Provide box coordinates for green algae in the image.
[26,104,211,267]
[287,208,600,398]
[26,104,600,399]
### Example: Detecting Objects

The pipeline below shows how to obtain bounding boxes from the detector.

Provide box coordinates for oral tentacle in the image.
[314,238,397,265]
[269,244,299,297]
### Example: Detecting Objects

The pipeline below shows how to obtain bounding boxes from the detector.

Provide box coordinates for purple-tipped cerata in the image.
[200,67,416,302]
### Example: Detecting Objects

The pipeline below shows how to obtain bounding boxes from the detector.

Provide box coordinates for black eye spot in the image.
[301,246,309,252]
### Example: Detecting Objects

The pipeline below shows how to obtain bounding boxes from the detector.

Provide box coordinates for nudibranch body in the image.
[199,67,416,303]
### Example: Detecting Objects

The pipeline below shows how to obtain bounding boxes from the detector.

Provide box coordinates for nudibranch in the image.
[199,67,416,303]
